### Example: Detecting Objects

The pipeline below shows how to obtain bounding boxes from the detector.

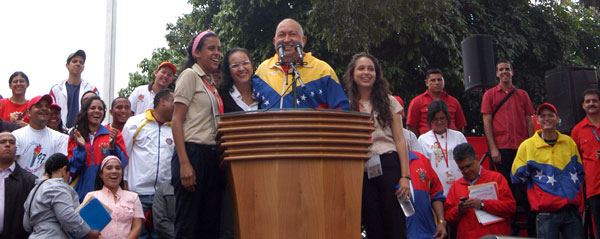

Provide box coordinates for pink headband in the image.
[100,155,122,171]
[192,30,216,57]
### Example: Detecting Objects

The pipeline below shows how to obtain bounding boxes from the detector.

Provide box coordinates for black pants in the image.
[589,194,600,238]
[361,151,407,239]
[172,142,225,239]
[495,148,536,237]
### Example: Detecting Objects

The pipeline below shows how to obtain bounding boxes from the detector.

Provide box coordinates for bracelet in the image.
[438,219,447,225]
[401,176,411,180]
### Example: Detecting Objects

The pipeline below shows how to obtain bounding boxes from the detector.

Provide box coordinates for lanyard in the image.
[200,76,224,114]
[433,131,449,167]
[591,126,600,144]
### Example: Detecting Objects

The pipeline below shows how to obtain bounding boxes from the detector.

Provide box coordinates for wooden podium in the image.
[217,110,373,239]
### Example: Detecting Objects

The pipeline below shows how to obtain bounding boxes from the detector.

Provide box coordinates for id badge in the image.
[445,170,456,185]
[366,154,383,179]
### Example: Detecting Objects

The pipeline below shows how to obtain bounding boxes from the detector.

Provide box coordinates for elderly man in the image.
[445,143,515,239]
[0,131,37,239]
[252,18,349,110]
[512,103,585,238]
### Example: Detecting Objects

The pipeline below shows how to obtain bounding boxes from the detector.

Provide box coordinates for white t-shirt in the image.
[13,126,68,178]
[129,84,155,116]
[418,128,467,196]
[403,128,423,154]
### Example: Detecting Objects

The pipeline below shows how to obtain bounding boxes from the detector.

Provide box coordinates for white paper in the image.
[468,182,504,225]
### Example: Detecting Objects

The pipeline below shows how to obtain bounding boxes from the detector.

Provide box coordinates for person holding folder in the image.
[23,153,101,239]
[444,143,515,239]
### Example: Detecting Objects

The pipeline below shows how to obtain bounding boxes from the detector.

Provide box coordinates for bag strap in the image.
[492,88,517,119]
[27,179,48,218]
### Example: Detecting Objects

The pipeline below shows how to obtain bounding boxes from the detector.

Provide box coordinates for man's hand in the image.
[433,221,447,239]
[108,127,118,150]
[463,198,483,210]
[490,148,501,164]
[85,230,101,239]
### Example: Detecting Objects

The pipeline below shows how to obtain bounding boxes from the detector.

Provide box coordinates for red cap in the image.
[156,62,177,74]
[28,95,53,110]
[50,103,61,111]
[536,102,557,115]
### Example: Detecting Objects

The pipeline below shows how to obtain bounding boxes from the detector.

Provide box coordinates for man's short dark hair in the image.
[425,68,443,80]
[111,96,130,110]
[496,59,512,71]
[453,143,477,162]
[154,89,174,109]
[44,153,70,176]
[583,88,600,102]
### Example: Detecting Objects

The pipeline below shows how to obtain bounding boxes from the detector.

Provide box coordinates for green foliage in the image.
[118,47,182,97]
[122,0,600,136]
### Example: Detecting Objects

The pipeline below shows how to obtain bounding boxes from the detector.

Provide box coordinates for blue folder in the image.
[79,197,112,231]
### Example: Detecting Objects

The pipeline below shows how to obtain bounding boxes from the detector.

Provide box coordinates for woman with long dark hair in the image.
[171,30,224,238]
[218,48,257,112]
[344,52,411,239]
[85,155,144,239]
[68,96,128,202]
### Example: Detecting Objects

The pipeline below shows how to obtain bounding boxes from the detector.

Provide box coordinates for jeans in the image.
[536,207,584,239]
[139,194,158,239]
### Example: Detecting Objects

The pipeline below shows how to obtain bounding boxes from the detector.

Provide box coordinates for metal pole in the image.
[103,0,117,124]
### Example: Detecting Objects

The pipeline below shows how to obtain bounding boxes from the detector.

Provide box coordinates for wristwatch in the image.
[438,219,447,225]
[480,201,485,210]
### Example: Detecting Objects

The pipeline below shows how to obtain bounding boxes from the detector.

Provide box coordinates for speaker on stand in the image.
[461,34,497,93]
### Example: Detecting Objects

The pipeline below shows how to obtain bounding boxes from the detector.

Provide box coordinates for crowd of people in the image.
[0,17,595,239]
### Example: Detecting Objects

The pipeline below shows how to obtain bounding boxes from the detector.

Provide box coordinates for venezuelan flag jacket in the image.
[511,130,584,212]
[407,151,445,238]
[252,53,349,110]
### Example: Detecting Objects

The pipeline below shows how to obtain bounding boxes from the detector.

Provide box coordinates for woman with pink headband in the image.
[171,30,224,238]
[84,155,144,239]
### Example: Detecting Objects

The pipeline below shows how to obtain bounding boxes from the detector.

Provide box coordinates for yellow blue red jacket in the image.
[407,151,445,238]
[252,53,349,110]
[511,130,584,212]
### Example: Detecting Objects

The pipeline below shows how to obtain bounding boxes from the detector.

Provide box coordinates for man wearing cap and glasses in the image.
[511,102,585,238]
[49,50,99,129]
[571,88,600,239]
[129,62,177,115]
[12,95,68,178]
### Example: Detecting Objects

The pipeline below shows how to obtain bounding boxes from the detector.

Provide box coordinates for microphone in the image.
[294,42,304,64]
[277,42,286,65]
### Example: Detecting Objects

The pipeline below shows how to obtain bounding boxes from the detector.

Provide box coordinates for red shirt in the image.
[445,168,515,239]
[406,90,467,135]
[571,116,600,198]
[0,98,29,122]
[480,85,534,149]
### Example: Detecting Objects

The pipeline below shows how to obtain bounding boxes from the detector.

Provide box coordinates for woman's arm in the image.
[127,218,143,239]
[390,112,410,199]
[172,102,196,192]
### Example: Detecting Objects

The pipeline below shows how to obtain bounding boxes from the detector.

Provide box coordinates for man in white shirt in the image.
[12,95,68,178]
[129,62,177,115]
[49,50,99,128]
[123,89,175,238]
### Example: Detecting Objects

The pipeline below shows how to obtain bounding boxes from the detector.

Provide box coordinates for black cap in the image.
[67,50,86,64]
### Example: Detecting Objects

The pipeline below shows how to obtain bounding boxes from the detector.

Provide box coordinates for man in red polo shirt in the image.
[407,68,466,137]
[481,59,534,236]
[571,88,600,238]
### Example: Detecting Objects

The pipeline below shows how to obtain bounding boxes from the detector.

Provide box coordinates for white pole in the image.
[103,0,117,124]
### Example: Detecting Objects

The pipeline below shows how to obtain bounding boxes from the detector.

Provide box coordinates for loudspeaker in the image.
[461,34,497,92]
[545,67,599,134]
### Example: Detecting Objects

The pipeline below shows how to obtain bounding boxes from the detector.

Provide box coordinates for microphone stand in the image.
[287,61,305,108]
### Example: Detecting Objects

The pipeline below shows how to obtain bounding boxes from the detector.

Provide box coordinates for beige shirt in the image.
[359,95,403,155]
[174,64,219,145]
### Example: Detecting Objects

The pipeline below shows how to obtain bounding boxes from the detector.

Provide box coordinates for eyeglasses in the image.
[230,61,251,70]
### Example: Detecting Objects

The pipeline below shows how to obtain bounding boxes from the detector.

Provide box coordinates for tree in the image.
[122,0,600,135]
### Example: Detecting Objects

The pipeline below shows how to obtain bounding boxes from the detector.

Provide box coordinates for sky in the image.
[0,0,192,100]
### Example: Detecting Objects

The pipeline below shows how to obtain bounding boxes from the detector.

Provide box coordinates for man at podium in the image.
[252,18,349,110]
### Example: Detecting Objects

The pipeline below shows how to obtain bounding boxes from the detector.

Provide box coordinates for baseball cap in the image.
[156,62,177,74]
[536,102,557,115]
[28,95,53,110]
[50,103,61,111]
[67,50,86,64]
